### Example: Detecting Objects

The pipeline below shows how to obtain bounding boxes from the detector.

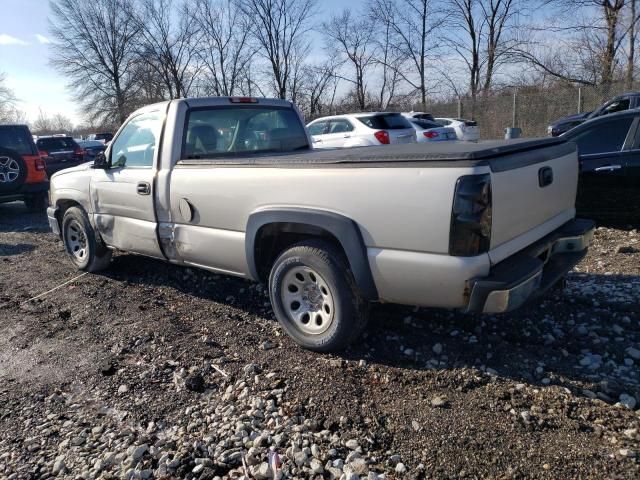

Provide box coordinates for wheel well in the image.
[254,222,346,282]
[55,200,82,229]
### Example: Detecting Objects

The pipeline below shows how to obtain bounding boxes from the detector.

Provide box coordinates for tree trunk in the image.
[627,0,636,89]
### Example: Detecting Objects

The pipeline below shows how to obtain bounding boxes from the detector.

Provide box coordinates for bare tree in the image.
[296,61,339,118]
[446,0,525,116]
[626,0,638,87]
[0,72,18,122]
[32,110,74,135]
[239,0,317,99]
[516,1,629,89]
[193,0,255,96]
[50,0,140,124]
[324,10,377,110]
[135,0,201,99]
[372,0,444,109]
[369,8,407,109]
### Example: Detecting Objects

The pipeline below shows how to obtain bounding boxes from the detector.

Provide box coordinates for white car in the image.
[435,118,480,141]
[408,118,457,142]
[307,113,416,149]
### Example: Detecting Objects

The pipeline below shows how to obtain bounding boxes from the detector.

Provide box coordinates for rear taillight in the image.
[38,150,49,158]
[35,157,46,171]
[424,131,439,139]
[449,174,492,256]
[374,130,390,144]
[75,148,85,156]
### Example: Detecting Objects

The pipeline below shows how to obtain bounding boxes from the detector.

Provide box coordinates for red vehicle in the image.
[0,124,49,211]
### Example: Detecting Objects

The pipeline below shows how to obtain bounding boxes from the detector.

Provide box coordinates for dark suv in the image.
[36,136,86,177]
[0,124,49,211]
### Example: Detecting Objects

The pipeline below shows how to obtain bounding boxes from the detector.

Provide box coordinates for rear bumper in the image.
[466,218,595,313]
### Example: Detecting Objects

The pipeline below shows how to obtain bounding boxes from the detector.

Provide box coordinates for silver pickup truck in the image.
[47,97,594,351]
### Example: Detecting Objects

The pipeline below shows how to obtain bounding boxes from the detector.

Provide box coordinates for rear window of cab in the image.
[356,114,413,130]
[182,106,309,159]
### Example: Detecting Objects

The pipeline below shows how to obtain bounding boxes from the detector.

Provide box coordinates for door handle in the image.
[137,182,151,195]
[343,134,351,138]
[594,164,622,172]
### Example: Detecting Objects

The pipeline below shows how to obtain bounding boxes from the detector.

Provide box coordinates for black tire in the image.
[0,148,27,193]
[24,192,48,212]
[61,206,112,272]
[268,239,369,352]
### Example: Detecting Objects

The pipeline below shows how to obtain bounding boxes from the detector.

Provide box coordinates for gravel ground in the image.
[0,201,638,480]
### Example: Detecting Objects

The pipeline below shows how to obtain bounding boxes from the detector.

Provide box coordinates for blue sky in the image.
[0,0,76,123]
[0,0,359,126]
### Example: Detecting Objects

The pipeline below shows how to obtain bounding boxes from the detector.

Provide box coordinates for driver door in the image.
[90,110,164,259]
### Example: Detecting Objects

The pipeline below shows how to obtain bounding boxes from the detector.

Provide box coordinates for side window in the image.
[328,119,354,134]
[572,117,634,155]
[602,98,630,116]
[307,122,326,136]
[110,111,162,168]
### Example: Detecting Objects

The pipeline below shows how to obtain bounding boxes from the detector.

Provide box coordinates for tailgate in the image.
[489,144,578,259]
[389,128,417,144]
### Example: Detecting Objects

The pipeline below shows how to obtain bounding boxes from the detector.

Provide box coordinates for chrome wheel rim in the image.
[0,156,20,183]
[65,220,88,261]
[280,266,334,335]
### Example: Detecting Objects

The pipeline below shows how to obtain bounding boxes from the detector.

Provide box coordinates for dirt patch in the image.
[0,201,638,479]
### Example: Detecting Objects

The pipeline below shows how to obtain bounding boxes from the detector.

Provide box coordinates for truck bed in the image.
[178,137,574,171]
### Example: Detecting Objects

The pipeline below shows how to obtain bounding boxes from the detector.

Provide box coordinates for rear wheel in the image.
[24,192,48,212]
[61,206,112,272]
[268,239,369,352]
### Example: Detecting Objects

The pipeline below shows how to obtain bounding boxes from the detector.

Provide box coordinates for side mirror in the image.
[93,152,109,169]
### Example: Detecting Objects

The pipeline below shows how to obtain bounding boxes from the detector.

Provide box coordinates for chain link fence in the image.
[426,81,640,139]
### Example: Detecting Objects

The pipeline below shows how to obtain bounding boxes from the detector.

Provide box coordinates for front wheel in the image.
[268,239,369,352]
[61,206,112,272]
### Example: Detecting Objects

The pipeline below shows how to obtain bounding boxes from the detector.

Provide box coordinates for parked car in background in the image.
[77,140,107,162]
[307,113,416,149]
[548,112,591,136]
[561,110,640,224]
[86,132,114,144]
[36,136,85,177]
[401,111,436,121]
[435,118,480,141]
[409,118,457,142]
[548,91,640,137]
[0,124,49,211]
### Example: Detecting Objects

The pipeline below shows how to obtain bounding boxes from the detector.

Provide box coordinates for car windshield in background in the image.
[357,114,413,130]
[182,106,309,159]
[0,126,36,155]
[95,133,113,142]
[456,119,477,126]
[37,137,77,151]
[411,119,442,130]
